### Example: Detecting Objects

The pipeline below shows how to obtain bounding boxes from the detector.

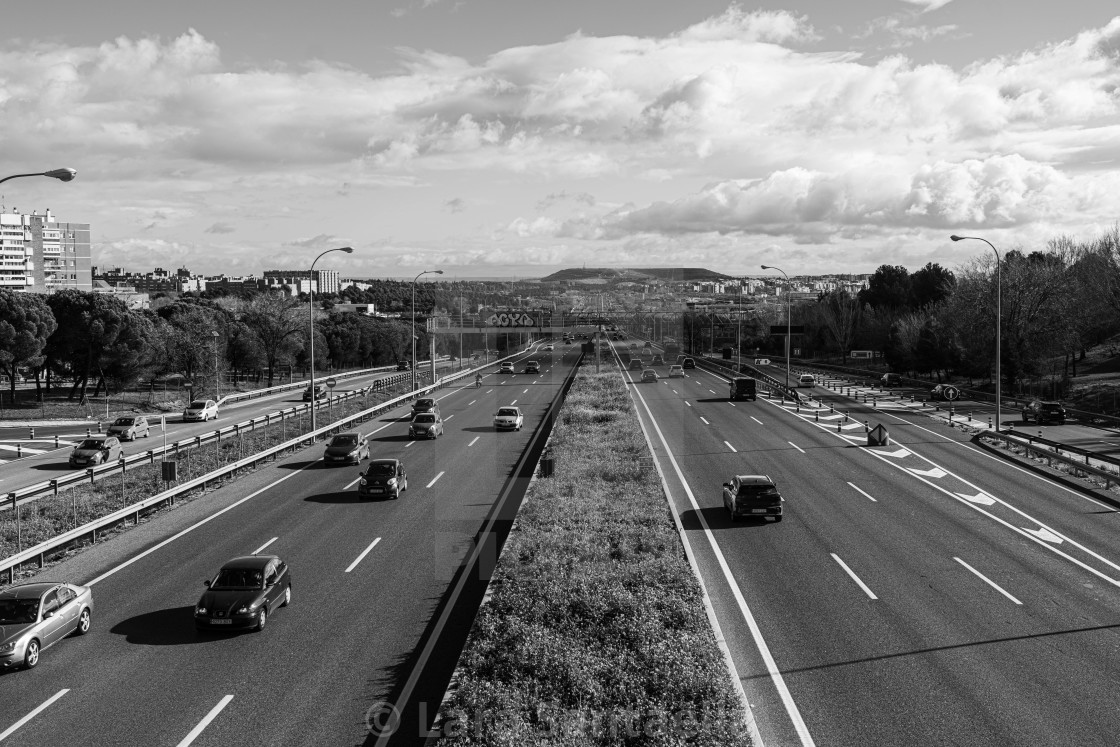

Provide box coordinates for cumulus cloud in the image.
[536,190,597,210]
[444,198,466,212]
[283,234,344,248]
[204,222,235,234]
[898,0,955,12]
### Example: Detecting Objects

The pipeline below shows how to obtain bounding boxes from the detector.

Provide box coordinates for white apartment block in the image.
[0,209,91,293]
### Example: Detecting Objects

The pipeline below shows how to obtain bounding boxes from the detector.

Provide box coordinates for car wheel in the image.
[774,515,783,523]
[729,511,739,523]
[256,608,267,632]
[281,585,291,607]
[24,639,40,669]
[75,607,92,635]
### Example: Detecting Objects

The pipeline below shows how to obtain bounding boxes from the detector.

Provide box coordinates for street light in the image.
[736,278,743,374]
[412,269,443,392]
[951,235,1001,431]
[0,168,76,185]
[309,246,354,431]
[211,330,220,400]
[761,265,792,391]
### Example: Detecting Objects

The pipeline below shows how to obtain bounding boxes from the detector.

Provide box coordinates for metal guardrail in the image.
[0,351,538,583]
[984,430,1120,490]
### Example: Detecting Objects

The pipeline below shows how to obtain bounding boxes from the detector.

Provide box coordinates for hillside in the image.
[540,267,733,283]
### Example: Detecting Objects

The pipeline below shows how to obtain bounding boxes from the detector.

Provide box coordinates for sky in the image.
[1,0,1118,280]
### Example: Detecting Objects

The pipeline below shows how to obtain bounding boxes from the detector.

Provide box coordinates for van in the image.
[729,377,757,401]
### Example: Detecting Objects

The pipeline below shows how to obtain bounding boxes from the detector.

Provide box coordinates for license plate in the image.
[751,509,769,514]
[210,619,232,625]
[371,488,384,493]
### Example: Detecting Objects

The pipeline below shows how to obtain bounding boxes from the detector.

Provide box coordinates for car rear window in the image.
[113,417,135,425]
[738,485,778,497]
[1041,404,1063,412]
[189,401,208,408]
[498,408,518,416]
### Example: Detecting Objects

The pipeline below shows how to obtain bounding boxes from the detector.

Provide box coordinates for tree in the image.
[911,263,956,309]
[240,292,305,387]
[0,290,57,399]
[858,265,912,311]
[815,290,861,363]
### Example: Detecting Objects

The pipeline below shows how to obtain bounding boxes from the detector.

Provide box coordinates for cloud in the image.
[282,234,344,248]
[204,222,235,234]
[536,190,597,210]
[897,0,954,12]
[444,197,466,212]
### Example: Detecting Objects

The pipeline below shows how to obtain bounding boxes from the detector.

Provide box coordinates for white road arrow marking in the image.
[1023,527,1064,544]
[956,491,996,506]
[908,467,947,478]
[872,448,911,458]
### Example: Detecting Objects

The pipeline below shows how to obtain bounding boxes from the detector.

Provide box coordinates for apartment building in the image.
[0,209,91,293]
[262,268,341,295]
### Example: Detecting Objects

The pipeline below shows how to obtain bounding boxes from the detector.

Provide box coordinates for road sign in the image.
[486,312,536,327]
[850,350,873,359]
[325,377,337,389]
[769,325,805,335]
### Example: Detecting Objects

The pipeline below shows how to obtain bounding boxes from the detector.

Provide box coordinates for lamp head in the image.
[760,265,770,270]
[339,246,354,253]
[434,270,444,275]
[949,235,963,242]
[44,168,76,182]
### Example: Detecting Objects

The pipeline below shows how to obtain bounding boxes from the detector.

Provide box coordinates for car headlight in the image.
[360,478,367,485]
[0,641,16,653]
[387,478,397,486]
[348,449,359,457]
[196,606,207,615]
[237,603,259,614]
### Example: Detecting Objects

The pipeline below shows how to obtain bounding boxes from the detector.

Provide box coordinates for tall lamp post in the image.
[308,246,353,431]
[951,235,1001,431]
[211,331,220,400]
[412,269,444,392]
[0,168,76,186]
[736,279,743,373]
[761,265,791,391]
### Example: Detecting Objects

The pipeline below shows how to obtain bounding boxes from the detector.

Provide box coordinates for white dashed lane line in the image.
[251,537,278,555]
[847,482,878,502]
[725,441,737,453]
[176,695,234,747]
[0,689,70,742]
[789,442,805,453]
[700,417,710,425]
[427,471,445,488]
[751,416,763,425]
[468,436,480,447]
[344,538,382,573]
[954,557,1022,605]
[831,553,878,600]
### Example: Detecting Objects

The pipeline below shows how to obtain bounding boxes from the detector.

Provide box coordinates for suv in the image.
[499,361,515,375]
[412,397,439,416]
[107,415,150,441]
[1022,400,1066,424]
[729,377,757,401]
[357,459,407,500]
[723,475,783,522]
[396,360,412,371]
[303,383,327,401]
[881,373,902,386]
[525,361,540,374]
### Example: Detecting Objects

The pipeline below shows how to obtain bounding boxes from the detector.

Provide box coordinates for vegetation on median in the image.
[436,372,751,746]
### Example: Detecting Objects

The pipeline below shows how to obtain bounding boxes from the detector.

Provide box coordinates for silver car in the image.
[0,582,93,670]
[107,415,150,441]
[69,436,123,468]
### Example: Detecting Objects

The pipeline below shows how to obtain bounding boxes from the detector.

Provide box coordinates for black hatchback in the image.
[196,556,291,632]
[1022,400,1066,424]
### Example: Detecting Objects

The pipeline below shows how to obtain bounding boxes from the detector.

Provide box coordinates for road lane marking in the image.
[177,695,234,747]
[468,436,479,447]
[251,537,278,555]
[751,416,764,425]
[404,441,415,448]
[700,417,710,425]
[847,482,878,502]
[345,538,382,573]
[87,462,315,587]
[427,471,445,488]
[345,475,363,489]
[443,414,454,421]
[954,557,1022,605]
[0,689,69,742]
[728,402,736,407]
[510,400,518,405]
[468,400,477,405]
[725,441,737,453]
[522,388,529,394]
[788,441,805,454]
[831,554,878,600]
[684,401,691,407]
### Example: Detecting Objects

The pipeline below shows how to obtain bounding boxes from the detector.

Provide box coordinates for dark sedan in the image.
[195,555,291,632]
[0,582,93,670]
[323,432,369,464]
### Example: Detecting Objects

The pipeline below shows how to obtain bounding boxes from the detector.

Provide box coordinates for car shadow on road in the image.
[679,506,780,530]
[111,605,209,645]
[460,426,496,433]
[303,491,364,503]
[276,459,323,471]
[31,462,85,472]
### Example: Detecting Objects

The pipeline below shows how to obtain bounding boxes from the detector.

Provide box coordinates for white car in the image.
[798,374,815,388]
[183,399,219,421]
[493,406,524,431]
[544,344,554,351]
[668,365,685,378]
[499,361,515,375]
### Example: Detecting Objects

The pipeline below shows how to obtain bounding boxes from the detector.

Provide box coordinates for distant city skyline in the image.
[3,2,1118,278]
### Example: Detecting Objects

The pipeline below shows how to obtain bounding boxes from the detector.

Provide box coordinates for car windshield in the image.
[189,401,208,409]
[0,598,40,624]
[498,409,518,417]
[212,568,264,590]
[367,463,397,476]
[77,439,104,450]
[416,400,434,408]
[329,435,357,447]
[414,414,435,423]
[113,417,135,426]
[1041,404,1062,411]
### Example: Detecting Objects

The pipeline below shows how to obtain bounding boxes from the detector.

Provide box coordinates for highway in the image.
[627,357,1120,746]
[0,343,574,746]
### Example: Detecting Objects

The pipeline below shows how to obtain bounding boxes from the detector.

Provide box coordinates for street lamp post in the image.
[951,235,1001,431]
[212,331,220,400]
[309,246,354,431]
[761,265,792,391]
[0,168,76,186]
[737,279,743,373]
[412,269,444,392]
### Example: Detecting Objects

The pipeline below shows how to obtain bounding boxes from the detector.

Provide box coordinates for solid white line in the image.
[345,475,363,489]
[345,537,382,573]
[427,471,445,488]
[175,695,234,747]
[685,401,691,407]
[251,537,278,555]
[831,553,878,600]
[87,461,316,587]
[725,441,737,453]
[700,417,710,425]
[954,557,1022,605]
[847,482,878,502]
[468,436,480,447]
[0,689,69,742]
[751,416,763,425]
[788,441,805,454]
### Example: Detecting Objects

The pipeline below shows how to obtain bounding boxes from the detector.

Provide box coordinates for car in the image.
[1022,399,1066,424]
[412,397,439,416]
[526,361,541,374]
[651,354,665,366]
[0,582,93,670]
[409,412,444,439]
[544,344,554,351]
[753,358,771,365]
[494,406,524,431]
[183,399,219,421]
[358,459,407,499]
[629,358,644,370]
[195,555,291,633]
[499,361,516,375]
[798,374,815,387]
[641,369,659,383]
[323,432,369,464]
[729,377,757,401]
[881,373,902,386]
[107,415,150,441]
[668,365,685,378]
[396,360,412,371]
[723,475,783,522]
[303,383,328,401]
[68,436,123,468]
[682,357,696,369]
[929,384,960,401]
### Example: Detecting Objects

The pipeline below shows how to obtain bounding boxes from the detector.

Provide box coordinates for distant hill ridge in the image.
[540,267,733,282]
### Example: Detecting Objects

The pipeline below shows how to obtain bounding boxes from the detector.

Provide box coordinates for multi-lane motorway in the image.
[629,359,1120,746]
[0,343,574,746]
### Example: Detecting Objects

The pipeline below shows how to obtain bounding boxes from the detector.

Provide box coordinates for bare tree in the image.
[240,292,306,387]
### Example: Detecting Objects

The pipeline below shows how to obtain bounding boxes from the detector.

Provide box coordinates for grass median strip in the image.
[436,372,751,745]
